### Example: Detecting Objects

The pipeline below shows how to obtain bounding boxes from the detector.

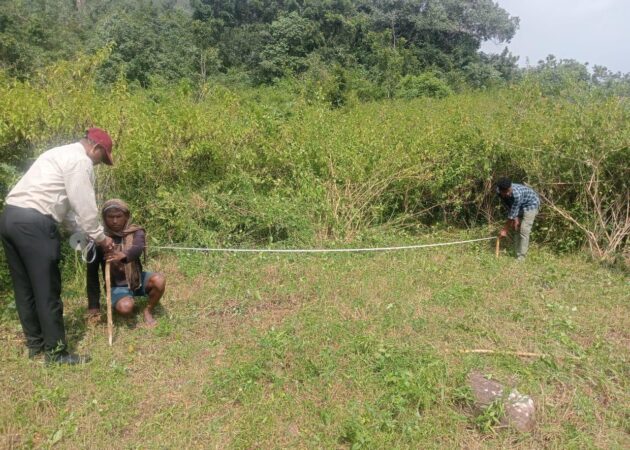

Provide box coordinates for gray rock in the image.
[468,371,504,406]
[467,371,535,433]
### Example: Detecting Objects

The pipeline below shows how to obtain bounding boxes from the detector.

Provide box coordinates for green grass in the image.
[0,233,628,449]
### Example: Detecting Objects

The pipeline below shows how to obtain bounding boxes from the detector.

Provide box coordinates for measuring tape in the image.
[68,232,97,263]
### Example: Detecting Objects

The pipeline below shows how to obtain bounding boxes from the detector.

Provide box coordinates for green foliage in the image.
[0,54,628,260]
[94,3,198,86]
[0,0,86,77]
[365,31,405,99]
[300,57,350,107]
[396,72,452,99]
[1,0,522,91]
[0,164,19,301]
[474,398,505,433]
[479,47,521,83]
[256,12,323,83]
[525,55,591,96]
[0,162,19,206]
[462,61,503,89]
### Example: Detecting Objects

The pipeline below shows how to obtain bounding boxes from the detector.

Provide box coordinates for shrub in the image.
[395,73,452,99]
[0,54,627,262]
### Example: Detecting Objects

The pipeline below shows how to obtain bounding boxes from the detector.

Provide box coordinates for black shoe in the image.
[45,352,91,365]
[28,347,44,359]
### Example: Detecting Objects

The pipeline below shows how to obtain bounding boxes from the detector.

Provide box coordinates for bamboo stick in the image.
[105,261,113,346]
[461,349,545,358]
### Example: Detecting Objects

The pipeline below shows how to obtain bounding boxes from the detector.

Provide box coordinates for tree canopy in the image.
[1,0,628,101]
[1,0,520,91]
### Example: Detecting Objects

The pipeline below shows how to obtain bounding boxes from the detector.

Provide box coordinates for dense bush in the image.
[395,73,452,99]
[0,53,628,264]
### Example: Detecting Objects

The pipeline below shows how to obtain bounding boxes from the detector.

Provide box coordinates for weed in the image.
[474,398,505,433]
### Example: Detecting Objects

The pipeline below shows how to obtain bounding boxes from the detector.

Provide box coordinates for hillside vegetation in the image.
[1,51,628,257]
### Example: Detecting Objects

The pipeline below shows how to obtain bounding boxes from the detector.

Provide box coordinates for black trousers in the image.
[0,205,66,353]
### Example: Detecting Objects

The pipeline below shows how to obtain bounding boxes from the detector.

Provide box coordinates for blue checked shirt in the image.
[498,183,540,219]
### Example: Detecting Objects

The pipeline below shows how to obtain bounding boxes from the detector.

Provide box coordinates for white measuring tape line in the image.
[81,240,97,263]
[152,236,495,254]
[69,232,97,263]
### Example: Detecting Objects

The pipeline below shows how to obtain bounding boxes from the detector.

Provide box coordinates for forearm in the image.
[501,219,517,234]
[124,246,143,262]
[123,230,145,262]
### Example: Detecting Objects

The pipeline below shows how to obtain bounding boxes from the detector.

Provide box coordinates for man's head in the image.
[83,128,113,166]
[102,199,130,233]
[496,177,512,199]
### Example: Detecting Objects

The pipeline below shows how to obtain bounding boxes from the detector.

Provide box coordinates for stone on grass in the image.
[467,371,535,432]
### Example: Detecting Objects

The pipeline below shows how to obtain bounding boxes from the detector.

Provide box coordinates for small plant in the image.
[474,399,505,433]
[452,385,475,408]
[340,418,372,449]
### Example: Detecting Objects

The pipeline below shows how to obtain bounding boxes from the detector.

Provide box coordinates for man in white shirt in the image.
[0,128,115,365]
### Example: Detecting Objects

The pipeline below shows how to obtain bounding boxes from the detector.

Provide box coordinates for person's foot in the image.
[143,308,158,328]
[45,352,91,365]
[516,256,526,262]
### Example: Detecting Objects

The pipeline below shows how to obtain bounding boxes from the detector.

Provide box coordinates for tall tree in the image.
[256,12,323,82]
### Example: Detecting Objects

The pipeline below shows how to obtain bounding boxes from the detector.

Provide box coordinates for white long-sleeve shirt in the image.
[5,142,106,242]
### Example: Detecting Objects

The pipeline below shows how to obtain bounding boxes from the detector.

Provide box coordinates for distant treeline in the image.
[1,0,628,101]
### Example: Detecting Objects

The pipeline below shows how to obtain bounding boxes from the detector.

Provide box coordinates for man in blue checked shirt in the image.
[496,178,540,261]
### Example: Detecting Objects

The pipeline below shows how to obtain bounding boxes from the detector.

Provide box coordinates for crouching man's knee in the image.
[115,297,134,315]
[147,273,166,295]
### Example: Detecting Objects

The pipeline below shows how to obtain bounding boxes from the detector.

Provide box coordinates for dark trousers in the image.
[0,205,66,353]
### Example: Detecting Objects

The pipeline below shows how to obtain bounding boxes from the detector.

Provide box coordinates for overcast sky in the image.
[481,0,630,74]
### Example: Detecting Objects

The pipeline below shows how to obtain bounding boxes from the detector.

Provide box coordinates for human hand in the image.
[105,250,126,262]
[513,218,521,230]
[499,228,508,238]
[99,236,115,252]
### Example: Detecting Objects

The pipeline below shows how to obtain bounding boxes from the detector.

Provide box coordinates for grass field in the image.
[1,231,628,449]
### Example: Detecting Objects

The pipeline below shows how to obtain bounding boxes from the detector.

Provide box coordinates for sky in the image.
[481,0,630,74]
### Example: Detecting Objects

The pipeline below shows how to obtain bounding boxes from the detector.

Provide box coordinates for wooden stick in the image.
[105,261,113,346]
[445,348,581,360]
[461,349,545,358]
[495,237,500,258]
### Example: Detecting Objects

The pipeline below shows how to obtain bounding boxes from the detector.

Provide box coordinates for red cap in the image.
[86,128,114,165]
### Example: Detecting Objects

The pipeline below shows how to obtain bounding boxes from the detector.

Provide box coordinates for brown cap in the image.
[86,128,113,165]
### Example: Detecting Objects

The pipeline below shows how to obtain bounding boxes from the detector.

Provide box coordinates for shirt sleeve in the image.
[123,230,145,262]
[61,211,81,234]
[508,189,522,220]
[63,160,106,243]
